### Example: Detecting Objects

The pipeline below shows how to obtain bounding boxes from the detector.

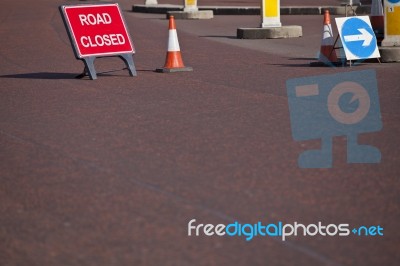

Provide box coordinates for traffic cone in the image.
[318,10,338,64]
[370,0,384,43]
[156,16,193,73]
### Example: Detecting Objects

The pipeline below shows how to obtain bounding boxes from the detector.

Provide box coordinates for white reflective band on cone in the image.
[321,24,334,45]
[168,29,181,52]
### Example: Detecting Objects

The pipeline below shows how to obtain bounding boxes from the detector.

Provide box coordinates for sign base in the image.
[237,25,302,39]
[379,46,400,62]
[76,54,137,80]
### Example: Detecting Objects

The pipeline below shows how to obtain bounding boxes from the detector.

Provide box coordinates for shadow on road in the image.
[0,69,156,80]
[199,35,237,39]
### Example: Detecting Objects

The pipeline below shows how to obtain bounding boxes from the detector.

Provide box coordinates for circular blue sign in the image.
[388,0,400,4]
[342,18,377,59]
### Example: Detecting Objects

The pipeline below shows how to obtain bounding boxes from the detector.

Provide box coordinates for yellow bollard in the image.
[184,0,198,12]
[261,0,281,28]
[379,0,400,61]
[382,0,400,46]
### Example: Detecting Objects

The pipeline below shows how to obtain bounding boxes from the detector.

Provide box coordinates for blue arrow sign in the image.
[341,17,377,59]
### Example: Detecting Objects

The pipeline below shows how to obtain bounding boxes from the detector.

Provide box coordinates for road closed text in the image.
[78,13,126,48]
[81,34,125,48]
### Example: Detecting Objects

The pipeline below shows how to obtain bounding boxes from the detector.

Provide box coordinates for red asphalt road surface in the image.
[1,0,399,266]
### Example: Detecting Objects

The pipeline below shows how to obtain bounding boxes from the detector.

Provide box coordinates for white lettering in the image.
[95,35,104,46]
[188,219,197,236]
[88,36,96,47]
[116,34,125,45]
[103,34,111,46]
[80,36,89,47]
[110,34,118,45]
[215,224,226,236]
[97,14,104,24]
[87,14,96,25]
[79,34,126,48]
[78,13,112,26]
[79,14,88,26]
[203,224,214,236]
[96,13,105,24]
[103,13,112,24]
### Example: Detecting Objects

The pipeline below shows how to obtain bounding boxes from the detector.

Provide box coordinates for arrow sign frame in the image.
[335,16,380,61]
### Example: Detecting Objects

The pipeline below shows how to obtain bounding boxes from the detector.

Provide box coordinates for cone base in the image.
[319,45,338,63]
[156,66,193,73]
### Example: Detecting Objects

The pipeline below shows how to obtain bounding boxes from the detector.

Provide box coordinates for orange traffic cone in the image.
[370,0,384,43]
[318,10,338,64]
[156,16,193,73]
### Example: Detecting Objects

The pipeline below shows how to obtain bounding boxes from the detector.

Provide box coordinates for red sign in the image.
[60,4,134,58]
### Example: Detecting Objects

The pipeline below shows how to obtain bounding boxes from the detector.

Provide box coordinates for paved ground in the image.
[1,0,399,266]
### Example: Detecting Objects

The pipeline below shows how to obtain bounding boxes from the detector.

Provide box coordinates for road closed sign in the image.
[60,3,135,58]
[59,3,136,80]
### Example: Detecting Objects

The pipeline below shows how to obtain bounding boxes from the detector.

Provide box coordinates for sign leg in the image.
[83,57,97,80]
[120,54,137,77]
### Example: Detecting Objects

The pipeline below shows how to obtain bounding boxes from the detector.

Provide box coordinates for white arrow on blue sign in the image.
[344,28,373,47]
[335,16,380,60]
